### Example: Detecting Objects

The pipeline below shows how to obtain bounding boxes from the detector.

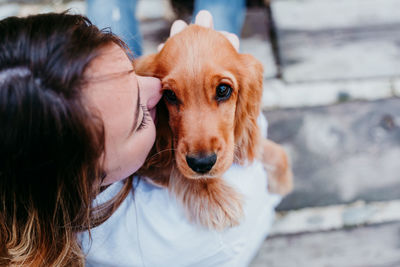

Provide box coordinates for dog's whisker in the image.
[147,148,176,161]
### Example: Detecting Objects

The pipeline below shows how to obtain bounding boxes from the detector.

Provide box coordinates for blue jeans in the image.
[194,0,246,36]
[86,0,143,57]
[86,0,246,56]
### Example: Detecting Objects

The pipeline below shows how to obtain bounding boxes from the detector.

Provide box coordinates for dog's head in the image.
[136,25,263,180]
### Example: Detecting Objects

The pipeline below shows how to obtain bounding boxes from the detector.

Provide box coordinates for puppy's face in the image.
[137,25,263,179]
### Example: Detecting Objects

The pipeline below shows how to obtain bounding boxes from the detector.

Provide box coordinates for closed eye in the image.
[137,104,150,131]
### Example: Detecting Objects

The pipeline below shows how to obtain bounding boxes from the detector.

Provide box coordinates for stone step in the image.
[270,200,400,236]
[262,77,400,109]
[264,97,400,211]
[272,0,400,82]
[250,221,400,267]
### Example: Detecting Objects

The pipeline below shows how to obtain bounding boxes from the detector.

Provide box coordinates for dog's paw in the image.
[261,139,294,196]
[194,179,244,230]
[267,165,293,196]
[169,173,243,230]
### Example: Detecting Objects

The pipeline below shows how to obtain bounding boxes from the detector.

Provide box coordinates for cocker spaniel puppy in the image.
[136,23,292,230]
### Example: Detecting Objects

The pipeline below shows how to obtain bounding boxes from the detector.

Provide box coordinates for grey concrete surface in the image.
[272,0,400,82]
[265,97,400,210]
[250,221,400,267]
[241,7,277,78]
[262,78,398,109]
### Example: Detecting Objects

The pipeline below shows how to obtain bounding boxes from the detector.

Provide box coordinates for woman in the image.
[0,12,161,266]
[0,11,280,267]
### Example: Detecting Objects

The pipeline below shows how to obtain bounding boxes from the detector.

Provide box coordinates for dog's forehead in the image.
[162,26,236,60]
[159,25,239,77]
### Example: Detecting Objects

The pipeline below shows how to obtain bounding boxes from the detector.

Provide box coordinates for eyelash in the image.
[137,104,150,131]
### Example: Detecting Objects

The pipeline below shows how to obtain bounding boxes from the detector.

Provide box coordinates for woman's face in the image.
[84,43,162,185]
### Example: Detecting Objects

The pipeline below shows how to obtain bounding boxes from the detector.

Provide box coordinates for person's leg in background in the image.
[86,0,143,57]
[193,0,246,37]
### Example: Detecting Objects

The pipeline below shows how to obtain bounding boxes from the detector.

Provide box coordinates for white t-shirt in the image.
[80,115,282,267]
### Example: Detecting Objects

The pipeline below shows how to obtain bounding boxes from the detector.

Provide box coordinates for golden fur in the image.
[136,25,292,230]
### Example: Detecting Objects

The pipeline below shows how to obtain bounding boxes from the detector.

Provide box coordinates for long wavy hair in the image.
[0,13,133,266]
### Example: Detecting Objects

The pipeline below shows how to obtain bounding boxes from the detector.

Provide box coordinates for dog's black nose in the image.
[186,153,217,174]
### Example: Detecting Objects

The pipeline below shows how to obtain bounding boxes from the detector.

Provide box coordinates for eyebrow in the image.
[130,80,141,135]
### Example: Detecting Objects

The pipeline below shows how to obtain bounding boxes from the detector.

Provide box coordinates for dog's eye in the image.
[163,90,179,104]
[215,83,232,101]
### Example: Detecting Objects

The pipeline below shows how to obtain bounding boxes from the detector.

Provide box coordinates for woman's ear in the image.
[234,54,264,163]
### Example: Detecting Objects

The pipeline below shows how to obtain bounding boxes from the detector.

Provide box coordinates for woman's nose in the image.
[137,75,162,110]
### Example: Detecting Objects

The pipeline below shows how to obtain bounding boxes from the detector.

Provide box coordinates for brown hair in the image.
[0,13,132,266]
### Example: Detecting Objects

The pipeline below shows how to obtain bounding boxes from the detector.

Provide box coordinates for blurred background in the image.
[1,0,400,266]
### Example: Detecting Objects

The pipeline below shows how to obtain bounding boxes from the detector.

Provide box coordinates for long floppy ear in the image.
[134,53,157,76]
[234,54,264,164]
[137,101,173,186]
[135,54,174,186]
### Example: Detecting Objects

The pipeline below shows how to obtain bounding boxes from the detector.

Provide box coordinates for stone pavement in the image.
[251,0,400,265]
[1,0,400,266]
[268,98,400,211]
[251,221,400,267]
[271,0,400,83]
